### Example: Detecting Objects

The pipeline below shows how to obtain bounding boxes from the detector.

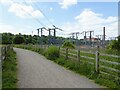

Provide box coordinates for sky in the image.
[0,0,119,40]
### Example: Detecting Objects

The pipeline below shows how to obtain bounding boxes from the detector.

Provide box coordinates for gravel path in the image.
[14,48,103,88]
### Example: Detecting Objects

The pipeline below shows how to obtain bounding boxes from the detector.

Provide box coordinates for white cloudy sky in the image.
[0,0,119,39]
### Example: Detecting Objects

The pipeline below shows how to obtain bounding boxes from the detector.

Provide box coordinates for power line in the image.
[24,0,65,38]
[26,0,54,26]
[11,0,46,27]
[23,0,46,27]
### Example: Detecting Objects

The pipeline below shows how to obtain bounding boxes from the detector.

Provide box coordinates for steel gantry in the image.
[46,25,63,45]
[37,27,47,45]
[37,25,63,45]
[68,32,82,45]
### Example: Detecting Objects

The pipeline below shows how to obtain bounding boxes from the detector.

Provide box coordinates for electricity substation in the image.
[35,26,113,49]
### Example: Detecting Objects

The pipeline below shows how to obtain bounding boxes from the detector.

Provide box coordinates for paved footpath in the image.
[14,48,104,88]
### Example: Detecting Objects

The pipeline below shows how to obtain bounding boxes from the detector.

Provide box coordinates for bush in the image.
[45,45,59,60]
[13,36,25,44]
[107,36,120,51]
[62,41,75,49]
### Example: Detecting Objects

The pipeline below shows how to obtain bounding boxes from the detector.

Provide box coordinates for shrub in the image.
[55,58,66,65]
[45,45,59,60]
[106,35,120,51]
[62,41,75,49]
[13,36,25,44]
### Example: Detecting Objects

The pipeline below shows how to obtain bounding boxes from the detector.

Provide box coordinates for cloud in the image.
[75,9,104,26]
[0,0,38,5]
[50,7,53,11]
[59,0,77,9]
[0,0,13,5]
[26,0,39,3]
[75,9,117,26]
[0,24,15,33]
[0,23,35,35]
[59,9,118,39]
[8,3,44,19]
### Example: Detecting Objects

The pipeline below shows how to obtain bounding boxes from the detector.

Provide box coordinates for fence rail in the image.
[59,47,120,78]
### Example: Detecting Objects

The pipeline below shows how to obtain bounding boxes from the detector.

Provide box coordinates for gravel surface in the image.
[14,48,104,88]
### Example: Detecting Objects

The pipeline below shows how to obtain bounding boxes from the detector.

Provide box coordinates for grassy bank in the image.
[2,47,18,88]
[15,45,119,89]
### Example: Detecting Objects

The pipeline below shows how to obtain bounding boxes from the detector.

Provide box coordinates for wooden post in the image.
[5,46,7,54]
[58,47,60,57]
[77,50,80,62]
[65,48,68,60]
[95,46,100,73]
[10,44,13,51]
[1,47,3,61]
[5,46,8,59]
[103,27,105,48]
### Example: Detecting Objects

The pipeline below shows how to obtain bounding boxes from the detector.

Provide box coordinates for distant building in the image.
[85,38,100,42]
[80,38,100,42]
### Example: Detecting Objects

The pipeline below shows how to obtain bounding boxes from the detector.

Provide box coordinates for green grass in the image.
[99,61,119,70]
[2,47,18,88]
[44,45,59,60]
[100,49,119,55]
[54,57,120,89]
[15,45,44,55]
[0,69,1,89]
[100,55,119,62]
[53,57,95,77]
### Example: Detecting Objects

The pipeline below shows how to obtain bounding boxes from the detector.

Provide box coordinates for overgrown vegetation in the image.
[54,58,94,76]
[15,45,44,55]
[62,41,75,49]
[107,36,120,51]
[2,47,18,88]
[44,45,59,60]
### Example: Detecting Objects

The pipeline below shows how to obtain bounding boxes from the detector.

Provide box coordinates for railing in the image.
[59,48,120,78]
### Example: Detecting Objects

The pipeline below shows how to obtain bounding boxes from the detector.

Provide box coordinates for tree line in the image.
[1,32,120,50]
[1,33,65,45]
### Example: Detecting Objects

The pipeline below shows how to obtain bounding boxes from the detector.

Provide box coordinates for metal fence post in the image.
[65,48,68,60]
[95,46,100,73]
[77,50,80,62]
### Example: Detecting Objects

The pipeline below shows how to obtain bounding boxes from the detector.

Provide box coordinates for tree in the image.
[107,35,120,50]
[2,33,14,44]
[14,35,25,44]
[62,41,75,49]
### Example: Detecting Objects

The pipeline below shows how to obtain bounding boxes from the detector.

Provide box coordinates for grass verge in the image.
[2,47,18,88]
[54,58,120,89]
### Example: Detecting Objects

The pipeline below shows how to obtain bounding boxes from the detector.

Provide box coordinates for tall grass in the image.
[44,45,59,60]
